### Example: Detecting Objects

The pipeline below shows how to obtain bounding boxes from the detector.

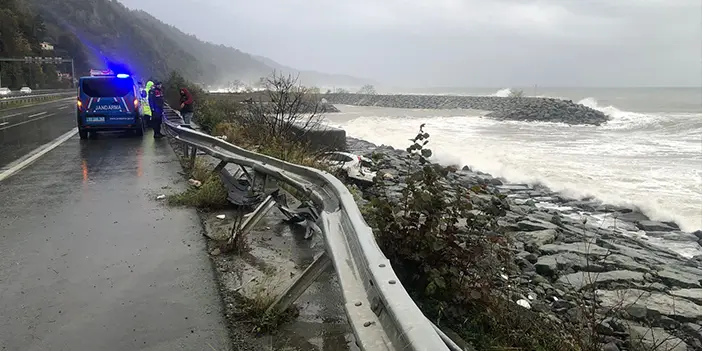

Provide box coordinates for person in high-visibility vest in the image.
[142,81,154,126]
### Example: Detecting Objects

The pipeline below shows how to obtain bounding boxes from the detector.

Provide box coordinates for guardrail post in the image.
[213,160,228,174]
[236,192,278,237]
[266,251,332,315]
[188,145,197,172]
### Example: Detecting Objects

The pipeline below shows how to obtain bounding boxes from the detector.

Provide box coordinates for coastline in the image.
[346,136,702,259]
[344,135,702,349]
[323,93,610,125]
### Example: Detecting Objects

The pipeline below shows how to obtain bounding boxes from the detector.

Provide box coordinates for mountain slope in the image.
[131,10,371,87]
[251,55,374,88]
[0,0,64,88]
[26,0,368,87]
[29,0,205,81]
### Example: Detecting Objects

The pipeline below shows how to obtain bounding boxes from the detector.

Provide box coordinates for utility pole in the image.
[70,59,76,89]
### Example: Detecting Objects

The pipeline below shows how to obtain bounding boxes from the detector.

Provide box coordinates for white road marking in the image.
[0,113,56,131]
[58,106,68,110]
[0,128,78,182]
[0,122,8,126]
[0,112,21,120]
[27,112,47,118]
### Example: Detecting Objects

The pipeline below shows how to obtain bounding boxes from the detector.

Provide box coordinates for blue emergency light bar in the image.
[116,74,130,78]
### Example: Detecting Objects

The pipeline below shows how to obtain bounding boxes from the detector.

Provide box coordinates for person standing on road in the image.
[142,80,154,127]
[179,87,194,125]
[148,81,165,139]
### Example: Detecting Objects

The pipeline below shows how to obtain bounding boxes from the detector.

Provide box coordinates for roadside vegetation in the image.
[164,71,683,351]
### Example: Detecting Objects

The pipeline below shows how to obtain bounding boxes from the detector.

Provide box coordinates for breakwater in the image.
[323,93,610,125]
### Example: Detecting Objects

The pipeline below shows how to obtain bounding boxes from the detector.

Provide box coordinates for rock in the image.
[514,228,557,250]
[657,267,702,288]
[517,218,558,231]
[540,242,610,257]
[682,323,702,341]
[210,248,221,256]
[516,299,531,309]
[535,252,590,276]
[602,341,620,351]
[602,254,650,272]
[598,289,702,322]
[628,325,688,351]
[645,231,700,242]
[326,94,609,125]
[636,220,679,232]
[693,230,702,241]
[557,270,645,290]
[670,289,702,304]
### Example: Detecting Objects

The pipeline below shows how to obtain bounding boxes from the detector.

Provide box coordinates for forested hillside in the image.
[0,0,65,89]
[0,0,366,90]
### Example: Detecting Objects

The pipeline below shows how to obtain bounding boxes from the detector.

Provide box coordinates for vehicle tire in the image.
[135,121,145,137]
[79,129,88,140]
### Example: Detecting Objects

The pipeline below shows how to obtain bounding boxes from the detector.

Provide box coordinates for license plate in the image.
[86,117,105,123]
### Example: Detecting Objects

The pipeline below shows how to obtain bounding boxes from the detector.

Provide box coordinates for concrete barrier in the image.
[291,123,347,152]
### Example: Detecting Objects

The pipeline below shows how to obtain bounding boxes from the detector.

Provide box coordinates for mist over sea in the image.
[325,87,702,238]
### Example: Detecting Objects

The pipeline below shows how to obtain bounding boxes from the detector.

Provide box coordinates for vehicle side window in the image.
[341,155,354,162]
[325,153,344,162]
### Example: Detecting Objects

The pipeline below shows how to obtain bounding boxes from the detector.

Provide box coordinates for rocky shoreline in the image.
[323,93,609,125]
[346,136,702,351]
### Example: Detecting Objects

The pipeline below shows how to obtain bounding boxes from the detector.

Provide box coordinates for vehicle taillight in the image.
[133,98,139,108]
[358,156,362,162]
[76,99,83,111]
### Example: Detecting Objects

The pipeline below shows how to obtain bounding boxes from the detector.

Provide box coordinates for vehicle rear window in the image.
[81,78,133,97]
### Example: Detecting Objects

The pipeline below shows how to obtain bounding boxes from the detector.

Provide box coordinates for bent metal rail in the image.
[162,116,455,351]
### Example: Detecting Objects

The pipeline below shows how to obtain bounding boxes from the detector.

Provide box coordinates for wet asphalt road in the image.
[0,98,78,169]
[0,132,231,350]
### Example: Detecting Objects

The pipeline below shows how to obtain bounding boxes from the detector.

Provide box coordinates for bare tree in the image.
[237,71,329,159]
[357,84,377,95]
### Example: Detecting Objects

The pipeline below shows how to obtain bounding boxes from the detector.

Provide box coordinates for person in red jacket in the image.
[179,88,194,125]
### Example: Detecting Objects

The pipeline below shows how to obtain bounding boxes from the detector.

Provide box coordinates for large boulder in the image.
[598,289,702,322]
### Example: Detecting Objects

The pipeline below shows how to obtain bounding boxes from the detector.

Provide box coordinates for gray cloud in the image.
[119,0,701,87]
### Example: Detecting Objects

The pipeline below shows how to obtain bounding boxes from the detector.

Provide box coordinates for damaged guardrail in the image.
[162,110,460,351]
[0,91,75,109]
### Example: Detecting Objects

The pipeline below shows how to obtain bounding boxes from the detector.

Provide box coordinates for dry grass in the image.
[238,269,297,333]
[212,122,325,169]
[167,158,229,209]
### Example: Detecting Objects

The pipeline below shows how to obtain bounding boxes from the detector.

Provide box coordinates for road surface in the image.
[0,121,231,350]
[0,97,78,169]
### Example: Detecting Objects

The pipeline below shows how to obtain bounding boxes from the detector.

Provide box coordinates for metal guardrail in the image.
[161,111,458,351]
[0,91,75,108]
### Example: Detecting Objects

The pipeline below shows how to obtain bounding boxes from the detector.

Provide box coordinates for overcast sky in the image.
[118,0,701,87]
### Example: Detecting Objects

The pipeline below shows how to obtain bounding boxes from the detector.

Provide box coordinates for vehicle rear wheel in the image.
[135,122,145,137]
[79,129,88,140]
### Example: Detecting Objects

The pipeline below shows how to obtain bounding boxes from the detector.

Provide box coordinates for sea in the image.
[324,87,702,256]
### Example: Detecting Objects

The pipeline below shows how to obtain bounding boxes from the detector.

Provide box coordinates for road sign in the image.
[22,56,64,64]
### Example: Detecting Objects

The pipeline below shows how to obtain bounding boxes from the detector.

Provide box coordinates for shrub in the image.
[210,71,340,167]
[363,124,576,350]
